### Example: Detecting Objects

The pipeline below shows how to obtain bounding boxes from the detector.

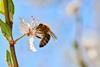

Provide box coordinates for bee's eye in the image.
[39,24,43,27]
[36,23,43,29]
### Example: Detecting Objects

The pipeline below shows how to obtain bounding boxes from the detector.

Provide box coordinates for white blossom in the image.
[19,18,31,35]
[87,48,98,60]
[29,36,37,52]
[19,17,39,52]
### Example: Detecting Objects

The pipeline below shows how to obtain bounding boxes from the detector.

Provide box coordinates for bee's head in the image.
[36,23,43,29]
[38,23,43,27]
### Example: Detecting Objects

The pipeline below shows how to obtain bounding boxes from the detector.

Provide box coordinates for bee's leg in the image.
[33,31,41,39]
[36,36,41,39]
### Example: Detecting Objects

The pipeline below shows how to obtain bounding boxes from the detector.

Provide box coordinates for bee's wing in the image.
[30,17,40,30]
[49,30,57,40]
[39,34,50,48]
[19,18,30,34]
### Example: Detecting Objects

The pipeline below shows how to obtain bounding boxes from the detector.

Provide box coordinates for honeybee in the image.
[20,17,57,48]
[34,23,57,48]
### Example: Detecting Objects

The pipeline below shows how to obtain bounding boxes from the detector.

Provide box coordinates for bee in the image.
[20,16,57,48]
[34,23,57,48]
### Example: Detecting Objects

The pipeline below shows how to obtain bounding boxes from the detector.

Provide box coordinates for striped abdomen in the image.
[39,34,50,48]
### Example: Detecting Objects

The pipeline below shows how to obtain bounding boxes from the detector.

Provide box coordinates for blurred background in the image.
[0,0,100,67]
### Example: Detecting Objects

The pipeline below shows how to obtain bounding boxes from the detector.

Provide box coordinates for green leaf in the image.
[8,0,15,15]
[0,0,4,14]
[0,0,15,17]
[8,0,15,21]
[6,50,12,66]
[0,19,12,41]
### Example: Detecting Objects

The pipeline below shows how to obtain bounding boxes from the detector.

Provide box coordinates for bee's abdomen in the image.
[39,34,50,48]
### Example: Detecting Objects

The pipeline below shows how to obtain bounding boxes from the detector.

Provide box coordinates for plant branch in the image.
[3,0,18,67]
[10,44,18,67]
[15,34,26,42]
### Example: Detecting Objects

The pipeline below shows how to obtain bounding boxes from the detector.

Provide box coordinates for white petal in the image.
[30,17,40,29]
[29,43,37,52]
[19,18,30,34]
[29,37,37,52]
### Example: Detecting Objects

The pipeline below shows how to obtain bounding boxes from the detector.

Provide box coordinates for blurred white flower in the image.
[81,31,99,61]
[66,0,81,16]
[81,32,97,49]
[87,48,98,60]
[82,37,97,49]
[19,17,39,52]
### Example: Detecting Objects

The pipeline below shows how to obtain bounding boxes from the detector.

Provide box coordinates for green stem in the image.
[10,45,18,67]
[3,0,18,67]
[15,34,26,42]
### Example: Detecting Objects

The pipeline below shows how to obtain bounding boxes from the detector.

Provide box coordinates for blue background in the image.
[0,0,95,67]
